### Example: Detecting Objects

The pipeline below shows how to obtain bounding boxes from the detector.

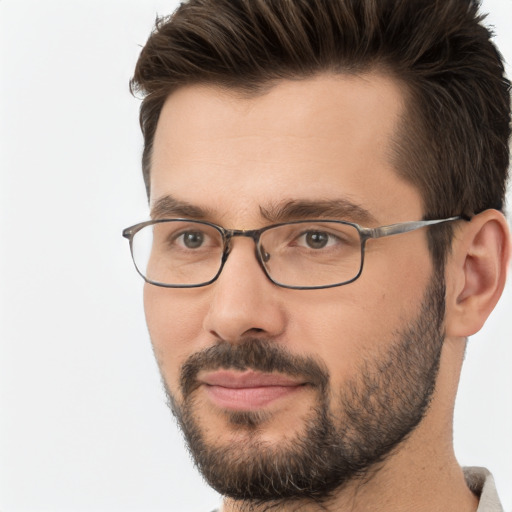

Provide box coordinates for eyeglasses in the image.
[122,216,463,290]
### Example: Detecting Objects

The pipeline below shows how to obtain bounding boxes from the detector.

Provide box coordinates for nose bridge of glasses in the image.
[224,228,261,248]
[223,228,268,266]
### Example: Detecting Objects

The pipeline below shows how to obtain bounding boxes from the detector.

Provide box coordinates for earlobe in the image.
[445,209,511,338]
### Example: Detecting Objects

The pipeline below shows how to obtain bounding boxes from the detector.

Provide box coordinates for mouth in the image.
[198,370,308,410]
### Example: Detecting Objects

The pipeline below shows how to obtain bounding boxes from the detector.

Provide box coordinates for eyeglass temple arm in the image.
[362,215,466,240]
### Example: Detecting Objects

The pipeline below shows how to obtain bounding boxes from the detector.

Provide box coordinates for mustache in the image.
[180,339,330,398]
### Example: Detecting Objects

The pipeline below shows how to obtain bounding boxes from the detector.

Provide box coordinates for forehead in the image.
[150,73,422,226]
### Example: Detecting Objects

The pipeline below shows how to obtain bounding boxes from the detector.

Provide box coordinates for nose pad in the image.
[258,243,271,263]
[223,233,271,275]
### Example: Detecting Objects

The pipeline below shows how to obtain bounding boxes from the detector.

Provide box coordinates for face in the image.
[145,74,445,503]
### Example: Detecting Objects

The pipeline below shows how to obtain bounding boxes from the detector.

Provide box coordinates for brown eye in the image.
[304,231,330,249]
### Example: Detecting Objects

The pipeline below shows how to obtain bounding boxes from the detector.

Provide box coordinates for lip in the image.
[199,370,307,410]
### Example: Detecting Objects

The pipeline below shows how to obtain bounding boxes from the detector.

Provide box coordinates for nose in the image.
[202,237,287,342]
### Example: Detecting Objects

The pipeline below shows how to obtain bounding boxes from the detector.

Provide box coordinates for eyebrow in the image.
[150,195,377,225]
[260,199,378,225]
[151,195,214,220]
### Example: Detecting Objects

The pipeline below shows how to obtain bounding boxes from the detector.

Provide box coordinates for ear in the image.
[445,209,511,338]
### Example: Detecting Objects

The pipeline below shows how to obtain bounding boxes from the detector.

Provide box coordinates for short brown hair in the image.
[131,0,511,268]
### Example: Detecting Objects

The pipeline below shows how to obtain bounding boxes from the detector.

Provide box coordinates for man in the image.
[123,0,511,510]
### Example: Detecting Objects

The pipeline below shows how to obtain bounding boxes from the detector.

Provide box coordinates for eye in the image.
[303,231,330,249]
[154,222,221,255]
[298,230,339,249]
[176,231,206,249]
[179,231,205,249]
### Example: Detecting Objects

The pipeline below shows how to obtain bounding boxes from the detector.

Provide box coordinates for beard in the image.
[161,273,446,508]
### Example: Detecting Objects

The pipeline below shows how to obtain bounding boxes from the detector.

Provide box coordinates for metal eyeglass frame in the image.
[122,215,465,290]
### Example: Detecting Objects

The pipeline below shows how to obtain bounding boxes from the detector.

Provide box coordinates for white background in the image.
[0,1,511,510]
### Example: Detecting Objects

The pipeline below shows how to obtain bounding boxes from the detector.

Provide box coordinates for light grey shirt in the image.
[464,466,504,512]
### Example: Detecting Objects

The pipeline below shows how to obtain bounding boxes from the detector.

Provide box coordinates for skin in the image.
[144,73,510,511]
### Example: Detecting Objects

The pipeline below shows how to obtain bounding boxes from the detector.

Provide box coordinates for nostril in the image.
[242,327,265,336]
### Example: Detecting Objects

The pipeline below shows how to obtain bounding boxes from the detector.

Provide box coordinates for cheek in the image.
[286,254,432,383]
[283,293,384,381]
[143,284,207,391]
